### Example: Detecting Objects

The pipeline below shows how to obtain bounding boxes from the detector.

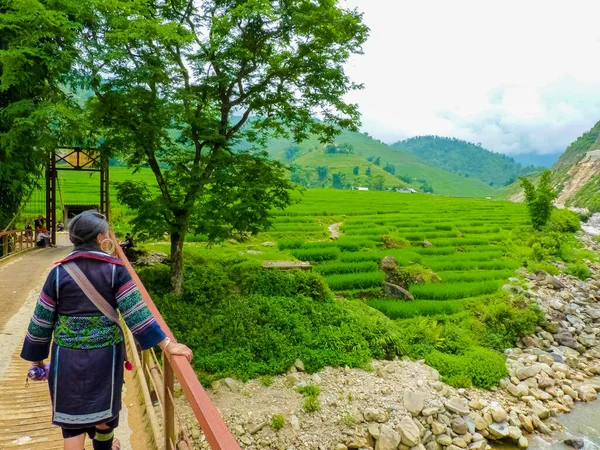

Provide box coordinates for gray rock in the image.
[445,397,470,415]
[554,331,579,349]
[262,241,277,247]
[451,417,468,435]
[223,377,241,392]
[563,438,585,449]
[548,276,566,289]
[294,359,305,372]
[431,421,446,435]
[399,415,421,446]
[577,384,598,402]
[490,407,508,423]
[403,390,425,416]
[383,282,414,300]
[423,240,433,248]
[566,315,586,330]
[488,422,509,439]
[375,425,401,450]
[516,364,543,380]
[363,407,389,423]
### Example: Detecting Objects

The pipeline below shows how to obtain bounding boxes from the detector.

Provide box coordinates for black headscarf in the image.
[69,210,109,249]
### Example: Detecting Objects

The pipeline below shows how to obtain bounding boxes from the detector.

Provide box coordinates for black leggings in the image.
[61,415,119,440]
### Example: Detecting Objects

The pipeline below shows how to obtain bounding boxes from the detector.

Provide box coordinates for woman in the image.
[21,210,193,450]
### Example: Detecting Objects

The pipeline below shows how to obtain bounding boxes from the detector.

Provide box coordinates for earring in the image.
[100,238,115,255]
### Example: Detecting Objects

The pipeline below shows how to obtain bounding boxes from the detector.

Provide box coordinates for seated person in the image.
[120,233,136,250]
[36,227,51,248]
[24,221,33,242]
[34,215,45,231]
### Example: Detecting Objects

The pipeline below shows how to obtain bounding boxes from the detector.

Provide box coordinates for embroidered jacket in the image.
[21,250,166,362]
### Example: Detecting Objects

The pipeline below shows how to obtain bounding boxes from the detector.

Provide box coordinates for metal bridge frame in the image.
[46,147,110,244]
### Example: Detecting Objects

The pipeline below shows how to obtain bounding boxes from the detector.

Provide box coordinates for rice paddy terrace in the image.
[261,189,530,319]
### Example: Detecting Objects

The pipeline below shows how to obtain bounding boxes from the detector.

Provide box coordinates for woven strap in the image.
[62,262,123,332]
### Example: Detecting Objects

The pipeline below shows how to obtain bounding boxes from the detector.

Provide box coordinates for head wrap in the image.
[69,210,109,248]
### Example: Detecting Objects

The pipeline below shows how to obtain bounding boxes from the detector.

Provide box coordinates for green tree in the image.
[324,144,338,154]
[352,166,359,176]
[365,167,372,176]
[316,166,329,182]
[332,172,345,189]
[384,163,395,175]
[284,145,300,162]
[81,0,368,292]
[520,171,557,229]
[0,0,83,229]
[368,175,384,191]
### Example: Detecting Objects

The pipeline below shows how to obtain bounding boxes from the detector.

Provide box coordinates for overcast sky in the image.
[341,0,600,156]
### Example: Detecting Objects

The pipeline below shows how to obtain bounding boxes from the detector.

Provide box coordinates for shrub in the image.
[425,347,507,388]
[271,414,285,430]
[302,396,321,413]
[260,376,273,387]
[520,171,557,229]
[325,271,386,290]
[239,268,332,302]
[296,384,321,397]
[547,208,580,233]
[566,262,591,280]
[291,247,340,262]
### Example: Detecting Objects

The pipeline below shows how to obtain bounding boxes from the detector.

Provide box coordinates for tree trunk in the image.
[170,225,186,295]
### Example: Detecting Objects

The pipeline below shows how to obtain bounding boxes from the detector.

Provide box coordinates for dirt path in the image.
[0,235,144,450]
[328,222,342,239]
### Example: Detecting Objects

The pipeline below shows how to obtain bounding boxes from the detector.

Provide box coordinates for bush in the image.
[271,414,285,430]
[302,396,321,413]
[239,268,332,302]
[548,208,580,233]
[566,262,591,280]
[425,347,507,388]
[520,171,557,229]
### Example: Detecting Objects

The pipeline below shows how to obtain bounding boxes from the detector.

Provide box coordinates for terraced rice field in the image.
[260,189,529,319]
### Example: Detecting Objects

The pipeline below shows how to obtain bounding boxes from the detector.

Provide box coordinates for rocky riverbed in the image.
[180,230,600,450]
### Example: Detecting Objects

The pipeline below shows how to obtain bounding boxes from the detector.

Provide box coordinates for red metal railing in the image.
[0,230,35,260]
[111,232,240,450]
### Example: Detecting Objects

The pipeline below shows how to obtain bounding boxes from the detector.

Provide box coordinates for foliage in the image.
[547,208,581,233]
[425,347,507,388]
[520,171,557,229]
[394,135,538,187]
[271,414,285,431]
[420,181,434,193]
[565,262,591,280]
[316,166,329,182]
[302,396,321,413]
[0,0,84,229]
[353,166,359,176]
[81,0,368,292]
[368,300,463,319]
[296,384,321,397]
[285,145,301,162]
[239,268,332,302]
[384,163,396,175]
[291,247,340,262]
[325,271,386,290]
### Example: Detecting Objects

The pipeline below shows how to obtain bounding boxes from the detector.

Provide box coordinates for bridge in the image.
[0,233,240,450]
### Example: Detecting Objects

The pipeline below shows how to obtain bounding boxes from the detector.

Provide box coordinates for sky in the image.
[340,0,600,156]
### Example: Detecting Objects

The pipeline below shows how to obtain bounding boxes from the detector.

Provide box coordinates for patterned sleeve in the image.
[20,267,59,362]
[114,265,166,350]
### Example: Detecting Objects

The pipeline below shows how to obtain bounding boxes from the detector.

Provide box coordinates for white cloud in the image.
[341,0,600,155]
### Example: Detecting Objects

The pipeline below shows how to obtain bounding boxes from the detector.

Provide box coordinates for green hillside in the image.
[554,119,600,171]
[266,130,496,197]
[392,135,537,187]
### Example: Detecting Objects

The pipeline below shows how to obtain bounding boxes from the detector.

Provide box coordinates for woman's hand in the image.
[165,342,193,362]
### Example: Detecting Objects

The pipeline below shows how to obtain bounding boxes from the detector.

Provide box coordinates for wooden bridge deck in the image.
[0,236,143,450]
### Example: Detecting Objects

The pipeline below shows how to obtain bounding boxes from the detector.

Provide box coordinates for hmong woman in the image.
[20,211,193,450]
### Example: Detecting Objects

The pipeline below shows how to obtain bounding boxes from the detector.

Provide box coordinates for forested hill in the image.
[263,130,496,197]
[392,136,538,187]
[553,119,600,171]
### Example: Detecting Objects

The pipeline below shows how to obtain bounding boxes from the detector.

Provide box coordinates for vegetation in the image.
[271,415,285,431]
[393,135,539,187]
[520,171,557,229]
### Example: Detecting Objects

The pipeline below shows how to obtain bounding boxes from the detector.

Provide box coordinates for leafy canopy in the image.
[519,170,557,230]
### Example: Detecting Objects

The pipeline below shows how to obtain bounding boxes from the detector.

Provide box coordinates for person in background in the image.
[21,210,193,450]
[25,220,33,243]
[57,222,65,232]
[119,233,135,251]
[35,226,51,248]
[34,215,45,231]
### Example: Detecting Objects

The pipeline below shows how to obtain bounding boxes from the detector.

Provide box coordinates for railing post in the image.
[164,358,176,450]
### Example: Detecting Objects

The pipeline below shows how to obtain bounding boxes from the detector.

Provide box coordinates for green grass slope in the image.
[267,130,496,197]
[554,119,600,171]
[392,135,537,187]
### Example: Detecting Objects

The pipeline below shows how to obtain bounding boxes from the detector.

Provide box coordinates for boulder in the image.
[437,435,452,446]
[487,422,509,439]
[490,407,508,423]
[403,390,425,416]
[363,407,389,423]
[375,425,401,450]
[516,364,543,380]
[451,417,468,435]
[508,382,529,398]
[431,422,446,435]
[548,276,566,289]
[445,397,470,415]
[537,371,554,389]
[507,426,522,440]
[379,256,399,271]
[423,240,433,248]
[383,282,414,300]
[554,331,579,349]
[518,414,534,433]
[294,359,305,372]
[262,241,277,247]
[518,436,529,449]
[223,377,241,392]
[398,416,421,447]
[577,384,598,402]
[530,401,550,419]
[563,439,585,449]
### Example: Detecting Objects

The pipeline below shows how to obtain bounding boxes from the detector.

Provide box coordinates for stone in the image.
[223,377,241,392]
[487,422,509,439]
[422,407,438,417]
[375,425,401,450]
[249,421,266,434]
[383,282,414,300]
[445,397,470,415]
[509,382,529,397]
[577,384,598,402]
[507,426,522,440]
[451,417,468,435]
[555,331,579,349]
[537,371,554,389]
[548,276,566,289]
[518,436,529,449]
[531,415,551,434]
[425,443,440,450]
[452,438,467,449]
[490,407,507,423]
[563,385,578,400]
[522,336,539,347]
[262,241,276,247]
[431,422,446,435]
[518,414,534,433]
[566,315,586,330]
[530,401,550,419]
[436,435,452,446]
[363,408,389,423]
[578,332,596,347]
[334,445,348,450]
[294,359,305,372]
[403,390,425,416]
[516,364,543,380]
[290,415,300,432]
[472,413,487,431]
[469,441,486,450]
[468,399,485,410]
[368,423,381,439]
[286,373,301,385]
[563,438,585,449]
[399,416,421,447]
[423,240,433,248]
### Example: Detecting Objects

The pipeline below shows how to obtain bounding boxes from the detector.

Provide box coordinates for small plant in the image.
[566,262,592,280]
[302,395,321,413]
[296,384,321,397]
[260,376,274,387]
[340,413,356,426]
[271,414,285,431]
[520,171,557,229]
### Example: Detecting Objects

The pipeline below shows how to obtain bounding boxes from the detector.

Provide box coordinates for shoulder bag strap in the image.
[62,261,123,332]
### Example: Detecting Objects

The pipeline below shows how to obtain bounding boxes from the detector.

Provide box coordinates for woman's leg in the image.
[93,422,119,450]
[63,433,86,450]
